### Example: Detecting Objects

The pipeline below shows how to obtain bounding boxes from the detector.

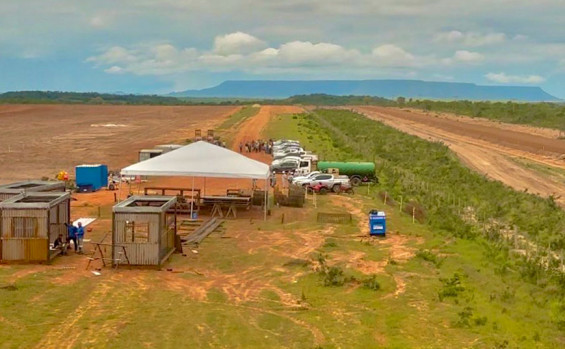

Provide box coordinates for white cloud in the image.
[434,30,506,46]
[513,34,528,41]
[442,50,484,65]
[453,50,484,63]
[371,44,415,66]
[276,41,359,65]
[104,66,124,74]
[87,46,138,65]
[485,72,545,84]
[87,32,429,75]
[213,32,266,55]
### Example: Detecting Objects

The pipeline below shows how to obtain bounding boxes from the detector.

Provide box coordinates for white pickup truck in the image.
[293,173,350,192]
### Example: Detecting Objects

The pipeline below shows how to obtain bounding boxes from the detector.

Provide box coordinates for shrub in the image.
[416,249,445,268]
[438,273,465,301]
[362,275,381,291]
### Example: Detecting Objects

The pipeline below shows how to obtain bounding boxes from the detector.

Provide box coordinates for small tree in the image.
[397,96,406,106]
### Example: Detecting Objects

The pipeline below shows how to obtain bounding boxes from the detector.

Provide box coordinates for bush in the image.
[438,273,465,301]
[323,266,346,287]
[362,275,381,291]
[415,249,445,268]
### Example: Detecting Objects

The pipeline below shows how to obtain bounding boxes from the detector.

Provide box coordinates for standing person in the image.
[282,171,288,191]
[270,171,277,187]
[64,222,77,252]
[76,222,85,254]
[239,142,243,153]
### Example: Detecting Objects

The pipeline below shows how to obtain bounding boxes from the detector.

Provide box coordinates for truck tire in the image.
[332,184,341,193]
[350,177,362,186]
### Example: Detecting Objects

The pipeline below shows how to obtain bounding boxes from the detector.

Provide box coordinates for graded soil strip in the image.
[0,104,238,183]
[352,106,565,205]
[356,106,565,157]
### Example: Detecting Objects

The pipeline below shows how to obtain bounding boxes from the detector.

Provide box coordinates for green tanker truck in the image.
[316,161,377,186]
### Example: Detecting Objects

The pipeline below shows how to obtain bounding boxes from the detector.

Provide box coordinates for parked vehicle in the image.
[308,181,354,195]
[271,157,314,174]
[270,158,299,173]
[289,171,321,184]
[273,147,305,159]
[317,161,377,186]
[273,151,303,160]
[272,144,301,153]
[273,139,299,146]
[294,173,350,192]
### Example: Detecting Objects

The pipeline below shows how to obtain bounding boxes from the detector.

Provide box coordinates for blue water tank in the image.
[369,210,386,236]
[76,164,109,191]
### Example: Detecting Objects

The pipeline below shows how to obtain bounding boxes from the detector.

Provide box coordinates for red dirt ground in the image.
[0,104,239,183]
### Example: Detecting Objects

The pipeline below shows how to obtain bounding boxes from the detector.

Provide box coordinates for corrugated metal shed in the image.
[113,196,177,267]
[0,180,65,202]
[0,191,71,263]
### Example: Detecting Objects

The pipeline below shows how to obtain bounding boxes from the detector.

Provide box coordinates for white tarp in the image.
[121,141,270,179]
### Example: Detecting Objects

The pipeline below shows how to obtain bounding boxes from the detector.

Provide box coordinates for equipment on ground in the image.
[317,161,377,186]
[75,164,108,192]
[369,210,386,236]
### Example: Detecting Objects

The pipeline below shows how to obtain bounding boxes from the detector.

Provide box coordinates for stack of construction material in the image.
[181,218,224,245]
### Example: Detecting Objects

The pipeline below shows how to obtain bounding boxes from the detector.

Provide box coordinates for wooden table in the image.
[201,196,251,218]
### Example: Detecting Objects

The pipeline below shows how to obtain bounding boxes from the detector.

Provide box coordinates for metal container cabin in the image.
[0,192,71,263]
[154,144,182,154]
[112,196,177,267]
[0,180,66,202]
[75,164,109,192]
[138,149,164,162]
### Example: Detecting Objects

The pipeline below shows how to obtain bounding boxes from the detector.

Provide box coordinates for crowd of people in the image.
[239,139,274,154]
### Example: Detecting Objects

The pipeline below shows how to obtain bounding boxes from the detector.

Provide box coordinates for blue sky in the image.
[1,0,564,97]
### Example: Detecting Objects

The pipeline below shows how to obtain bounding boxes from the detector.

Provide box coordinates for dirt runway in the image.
[353,106,565,204]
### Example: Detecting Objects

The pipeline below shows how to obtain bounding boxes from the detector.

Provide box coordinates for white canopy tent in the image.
[121,141,271,219]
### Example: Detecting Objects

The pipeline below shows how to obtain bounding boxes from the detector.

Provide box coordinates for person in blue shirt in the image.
[76,222,85,254]
[64,222,77,252]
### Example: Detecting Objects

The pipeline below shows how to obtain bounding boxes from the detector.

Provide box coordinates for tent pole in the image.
[264,176,268,221]
[191,176,195,219]
[117,174,123,202]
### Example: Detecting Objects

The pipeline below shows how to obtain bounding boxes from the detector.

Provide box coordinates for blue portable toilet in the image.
[369,210,386,236]
[76,164,109,192]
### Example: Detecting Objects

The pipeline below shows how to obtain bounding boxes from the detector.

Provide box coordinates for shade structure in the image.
[121,141,270,180]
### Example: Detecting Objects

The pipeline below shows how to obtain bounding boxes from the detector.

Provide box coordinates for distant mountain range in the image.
[170,80,560,101]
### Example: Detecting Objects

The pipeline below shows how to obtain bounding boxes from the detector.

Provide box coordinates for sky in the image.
[1,0,564,97]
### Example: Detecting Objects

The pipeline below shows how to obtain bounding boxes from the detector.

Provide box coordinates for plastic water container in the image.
[369,210,386,236]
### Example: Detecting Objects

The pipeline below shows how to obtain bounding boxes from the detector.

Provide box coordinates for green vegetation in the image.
[218,106,260,130]
[311,109,565,251]
[403,99,565,130]
[264,111,565,346]
[280,94,395,106]
[0,91,189,105]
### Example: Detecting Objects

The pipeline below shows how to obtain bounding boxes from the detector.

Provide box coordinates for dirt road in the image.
[353,106,565,204]
[231,105,304,164]
[0,104,238,183]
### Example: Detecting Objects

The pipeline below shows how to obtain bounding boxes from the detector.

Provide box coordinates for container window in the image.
[11,217,38,238]
[124,221,150,243]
